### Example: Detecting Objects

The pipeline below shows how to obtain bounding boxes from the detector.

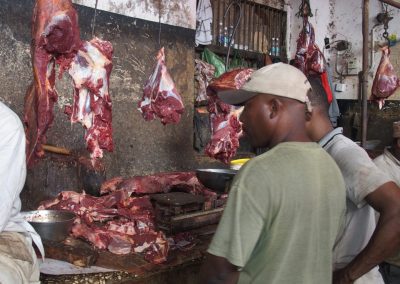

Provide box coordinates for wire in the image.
[91,0,99,38]
[223,0,242,70]
[158,0,162,48]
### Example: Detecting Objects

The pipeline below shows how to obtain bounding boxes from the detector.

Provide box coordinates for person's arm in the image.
[200,165,268,283]
[0,110,26,231]
[199,254,239,284]
[333,181,400,283]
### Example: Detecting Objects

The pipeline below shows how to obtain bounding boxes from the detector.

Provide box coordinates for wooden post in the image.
[361,0,369,148]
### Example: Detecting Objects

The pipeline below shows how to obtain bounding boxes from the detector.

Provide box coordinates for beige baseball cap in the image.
[393,121,400,138]
[217,63,312,110]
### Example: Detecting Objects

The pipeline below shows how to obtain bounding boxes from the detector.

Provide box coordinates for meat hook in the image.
[91,0,99,38]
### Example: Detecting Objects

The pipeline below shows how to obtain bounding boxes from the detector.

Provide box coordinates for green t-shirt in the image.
[208,142,346,284]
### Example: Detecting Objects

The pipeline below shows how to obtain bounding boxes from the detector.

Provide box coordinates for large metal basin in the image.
[20,210,76,242]
[196,169,237,193]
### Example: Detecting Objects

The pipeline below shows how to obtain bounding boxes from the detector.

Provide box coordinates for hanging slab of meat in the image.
[194,59,215,103]
[204,68,253,164]
[64,38,114,159]
[100,171,217,201]
[294,18,325,75]
[24,0,81,167]
[370,46,400,109]
[138,47,184,125]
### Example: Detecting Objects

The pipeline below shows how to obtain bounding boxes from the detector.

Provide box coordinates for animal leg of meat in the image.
[25,0,81,167]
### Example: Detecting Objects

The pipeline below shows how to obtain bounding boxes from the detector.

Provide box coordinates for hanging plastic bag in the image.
[229,50,247,70]
[201,48,226,78]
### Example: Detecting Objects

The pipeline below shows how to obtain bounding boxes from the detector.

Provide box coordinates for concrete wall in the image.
[0,0,221,209]
[72,0,196,29]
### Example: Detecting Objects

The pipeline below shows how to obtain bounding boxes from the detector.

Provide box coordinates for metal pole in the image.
[380,0,400,9]
[361,0,369,148]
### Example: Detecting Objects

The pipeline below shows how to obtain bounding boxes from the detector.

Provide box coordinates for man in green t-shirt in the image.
[199,63,346,284]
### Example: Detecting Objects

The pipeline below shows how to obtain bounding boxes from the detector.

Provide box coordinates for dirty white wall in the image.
[287,0,400,100]
[72,0,196,29]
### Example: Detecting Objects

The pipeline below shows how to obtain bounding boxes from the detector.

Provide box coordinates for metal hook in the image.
[158,0,162,48]
[91,0,99,38]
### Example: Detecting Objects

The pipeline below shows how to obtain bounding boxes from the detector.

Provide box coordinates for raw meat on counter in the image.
[39,190,169,263]
[205,69,253,164]
[138,47,184,125]
[38,171,220,263]
[24,0,81,167]
[100,171,217,201]
[370,46,400,109]
[64,38,114,159]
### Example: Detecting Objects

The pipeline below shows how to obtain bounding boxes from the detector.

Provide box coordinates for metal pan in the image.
[196,168,237,193]
[20,210,76,242]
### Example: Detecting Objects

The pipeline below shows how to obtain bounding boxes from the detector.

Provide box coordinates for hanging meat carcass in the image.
[64,38,114,159]
[194,59,215,103]
[24,0,114,166]
[294,17,325,76]
[370,46,400,109]
[138,47,184,125]
[205,68,253,164]
[24,0,81,166]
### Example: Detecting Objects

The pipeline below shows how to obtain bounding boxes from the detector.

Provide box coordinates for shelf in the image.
[195,44,286,64]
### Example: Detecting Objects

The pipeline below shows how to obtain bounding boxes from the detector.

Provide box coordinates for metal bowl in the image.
[20,210,76,242]
[196,168,238,193]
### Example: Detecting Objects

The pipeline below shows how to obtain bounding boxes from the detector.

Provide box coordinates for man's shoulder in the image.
[0,103,23,132]
[326,134,367,158]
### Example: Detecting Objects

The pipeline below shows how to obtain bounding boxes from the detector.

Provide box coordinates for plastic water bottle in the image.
[275,38,280,57]
[271,38,276,56]
[218,22,224,46]
[223,27,229,47]
[229,25,234,46]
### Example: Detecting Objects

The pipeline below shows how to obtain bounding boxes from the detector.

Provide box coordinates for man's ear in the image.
[305,110,312,122]
[269,98,281,119]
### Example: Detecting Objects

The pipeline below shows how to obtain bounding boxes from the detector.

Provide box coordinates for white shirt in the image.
[374,148,400,267]
[0,102,44,257]
[374,148,400,185]
[320,128,391,283]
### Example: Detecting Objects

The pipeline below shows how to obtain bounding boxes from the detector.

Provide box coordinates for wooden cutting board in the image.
[42,231,213,275]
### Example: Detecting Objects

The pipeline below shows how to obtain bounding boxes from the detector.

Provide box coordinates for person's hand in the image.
[332,268,354,284]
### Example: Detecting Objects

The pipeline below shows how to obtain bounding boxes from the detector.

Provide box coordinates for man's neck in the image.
[313,116,334,142]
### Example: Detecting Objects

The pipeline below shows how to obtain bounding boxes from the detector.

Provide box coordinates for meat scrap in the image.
[64,38,114,159]
[205,69,253,164]
[24,0,81,167]
[370,46,400,109]
[138,47,184,125]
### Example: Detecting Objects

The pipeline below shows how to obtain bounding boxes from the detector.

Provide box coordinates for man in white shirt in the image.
[374,121,400,284]
[0,102,43,283]
[305,77,400,284]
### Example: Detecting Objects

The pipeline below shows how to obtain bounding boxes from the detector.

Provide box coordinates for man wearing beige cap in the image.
[199,63,346,284]
[374,121,400,284]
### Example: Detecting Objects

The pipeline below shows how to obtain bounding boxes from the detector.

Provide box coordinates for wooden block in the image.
[43,237,98,267]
